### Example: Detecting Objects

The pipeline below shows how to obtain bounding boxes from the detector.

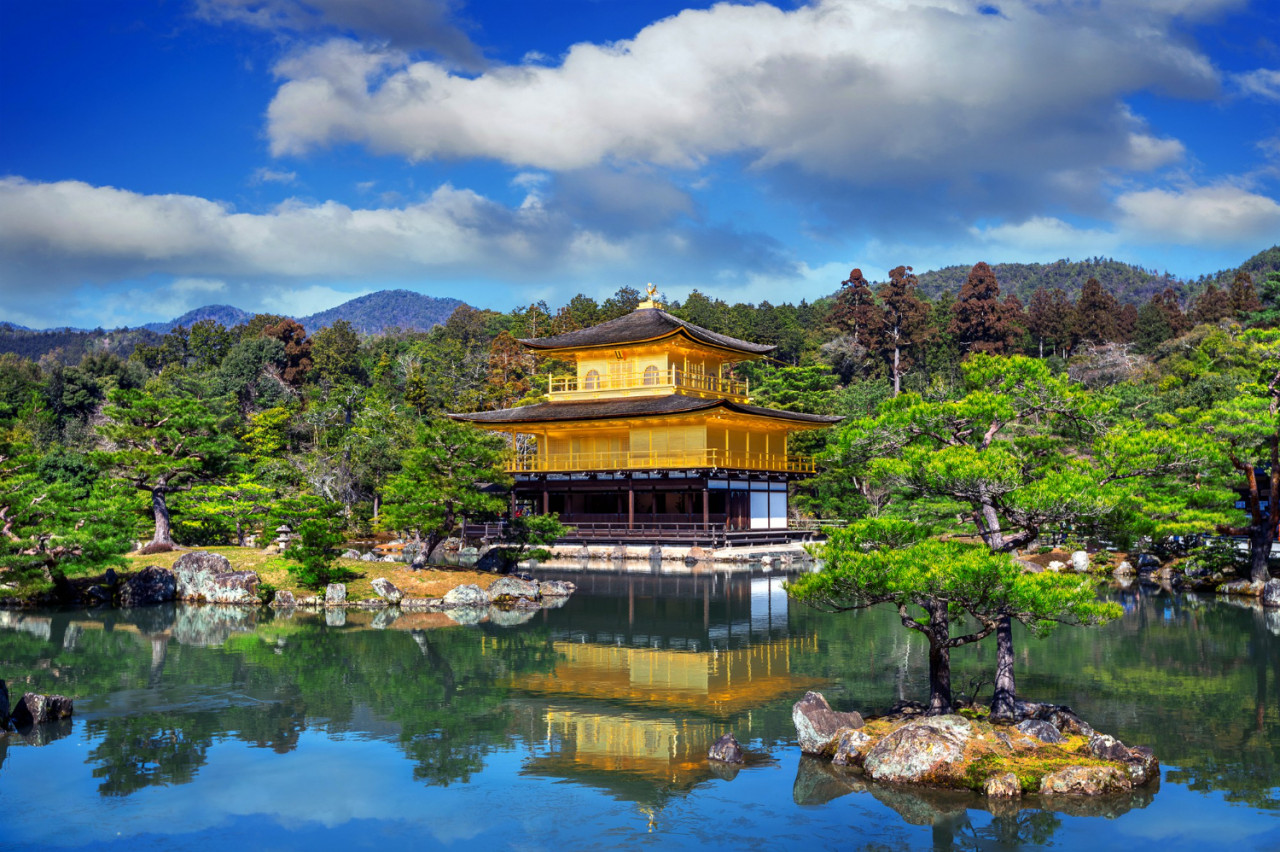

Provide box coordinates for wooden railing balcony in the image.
[548,368,748,401]
[508,449,816,474]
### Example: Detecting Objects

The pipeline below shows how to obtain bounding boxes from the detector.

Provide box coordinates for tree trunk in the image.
[925,599,953,715]
[892,345,901,397]
[150,487,175,546]
[235,519,245,547]
[991,615,1017,719]
[1250,524,1274,584]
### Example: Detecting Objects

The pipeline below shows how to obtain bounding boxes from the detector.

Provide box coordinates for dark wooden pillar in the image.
[628,478,635,530]
[509,491,516,520]
[541,485,549,515]
[702,485,710,531]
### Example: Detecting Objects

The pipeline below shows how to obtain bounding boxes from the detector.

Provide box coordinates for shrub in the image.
[284,520,353,589]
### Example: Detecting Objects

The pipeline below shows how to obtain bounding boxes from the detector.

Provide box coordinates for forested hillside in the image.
[914,257,1182,305]
[298,289,464,334]
[1,249,1277,598]
[143,305,253,333]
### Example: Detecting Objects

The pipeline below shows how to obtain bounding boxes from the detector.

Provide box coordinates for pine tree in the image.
[98,390,239,548]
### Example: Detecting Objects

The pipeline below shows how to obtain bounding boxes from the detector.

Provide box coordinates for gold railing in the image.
[507,448,815,473]
[548,368,748,400]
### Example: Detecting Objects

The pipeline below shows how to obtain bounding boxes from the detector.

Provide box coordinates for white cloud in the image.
[969,216,1119,257]
[0,176,799,325]
[0,177,616,286]
[1234,68,1280,101]
[250,167,298,185]
[265,0,1216,193]
[1116,183,1280,246]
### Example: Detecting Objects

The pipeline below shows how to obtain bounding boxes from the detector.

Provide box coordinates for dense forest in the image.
[1,248,1278,597]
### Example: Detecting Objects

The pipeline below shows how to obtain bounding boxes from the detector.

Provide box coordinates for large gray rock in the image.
[1136,553,1160,570]
[1070,551,1091,572]
[1219,579,1265,597]
[863,716,974,783]
[1124,745,1160,786]
[361,552,379,562]
[119,566,177,606]
[1113,561,1135,577]
[538,580,577,597]
[707,732,744,764]
[372,578,403,603]
[271,589,297,608]
[325,584,347,606]
[792,691,864,756]
[172,552,258,604]
[1088,733,1130,761]
[1046,560,1067,572]
[341,549,362,560]
[1040,765,1131,795]
[10,693,74,729]
[172,551,232,600]
[1015,719,1064,744]
[442,584,489,608]
[1263,580,1280,609]
[487,576,540,602]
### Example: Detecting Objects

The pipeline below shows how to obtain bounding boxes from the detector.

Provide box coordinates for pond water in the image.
[0,568,1277,851]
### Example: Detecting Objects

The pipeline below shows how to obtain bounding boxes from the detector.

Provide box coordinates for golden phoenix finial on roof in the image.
[646,282,658,298]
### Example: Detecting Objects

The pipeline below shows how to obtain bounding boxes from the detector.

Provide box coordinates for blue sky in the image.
[2,0,1278,329]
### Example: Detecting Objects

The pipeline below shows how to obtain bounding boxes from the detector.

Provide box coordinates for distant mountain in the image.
[914,257,1186,305]
[142,304,254,333]
[0,321,32,331]
[297,289,465,334]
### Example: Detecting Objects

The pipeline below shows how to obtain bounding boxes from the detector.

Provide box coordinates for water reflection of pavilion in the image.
[512,569,816,805]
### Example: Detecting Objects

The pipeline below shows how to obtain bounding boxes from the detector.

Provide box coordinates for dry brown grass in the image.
[122,546,495,600]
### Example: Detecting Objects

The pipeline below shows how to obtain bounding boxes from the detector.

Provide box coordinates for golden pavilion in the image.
[449,287,840,542]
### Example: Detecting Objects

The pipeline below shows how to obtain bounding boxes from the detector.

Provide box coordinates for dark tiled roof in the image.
[448,393,842,426]
[518,308,775,355]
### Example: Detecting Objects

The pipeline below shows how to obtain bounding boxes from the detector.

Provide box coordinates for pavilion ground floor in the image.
[479,469,819,546]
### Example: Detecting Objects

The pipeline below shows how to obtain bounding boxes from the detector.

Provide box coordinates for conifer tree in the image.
[1193,283,1234,325]
[1073,277,1120,344]
[831,268,884,348]
[1026,287,1074,358]
[949,262,1014,354]
[1229,270,1263,317]
[878,266,932,396]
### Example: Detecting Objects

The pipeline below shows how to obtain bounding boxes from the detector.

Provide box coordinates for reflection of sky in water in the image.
[1,581,1280,850]
[5,726,1278,851]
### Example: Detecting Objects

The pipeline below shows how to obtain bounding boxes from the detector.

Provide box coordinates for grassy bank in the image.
[118,546,497,601]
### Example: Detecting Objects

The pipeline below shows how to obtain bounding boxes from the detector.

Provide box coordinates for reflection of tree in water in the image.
[87,714,212,797]
[225,619,560,787]
[1,609,559,795]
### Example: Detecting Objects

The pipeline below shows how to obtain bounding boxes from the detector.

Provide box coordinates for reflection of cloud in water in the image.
[3,730,489,846]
